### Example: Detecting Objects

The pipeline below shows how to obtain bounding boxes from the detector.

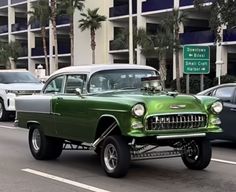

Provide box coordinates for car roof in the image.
[197,83,236,95]
[51,64,157,76]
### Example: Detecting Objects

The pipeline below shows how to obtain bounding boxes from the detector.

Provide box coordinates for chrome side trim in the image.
[156,133,206,140]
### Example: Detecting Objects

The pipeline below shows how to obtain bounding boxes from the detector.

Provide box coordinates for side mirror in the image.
[75,88,84,98]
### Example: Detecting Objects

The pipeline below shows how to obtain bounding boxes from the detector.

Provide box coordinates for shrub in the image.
[213,75,236,86]
[170,75,213,94]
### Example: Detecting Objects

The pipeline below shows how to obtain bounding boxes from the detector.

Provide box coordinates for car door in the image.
[212,86,236,140]
[52,74,92,142]
[43,75,66,135]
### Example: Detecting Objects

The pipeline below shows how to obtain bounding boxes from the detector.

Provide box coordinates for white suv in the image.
[0,70,43,121]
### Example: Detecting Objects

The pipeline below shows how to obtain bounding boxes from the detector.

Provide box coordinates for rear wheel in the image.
[0,100,9,121]
[182,138,212,170]
[29,126,63,160]
[101,135,130,178]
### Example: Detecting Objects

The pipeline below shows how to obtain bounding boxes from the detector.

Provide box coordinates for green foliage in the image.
[0,41,23,68]
[0,42,9,65]
[79,8,106,32]
[213,75,236,85]
[170,74,236,94]
[57,0,85,18]
[194,0,236,43]
[28,0,50,28]
[8,41,23,62]
[170,75,213,94]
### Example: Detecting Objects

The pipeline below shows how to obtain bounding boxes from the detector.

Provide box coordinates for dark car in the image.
[198,83,236,141]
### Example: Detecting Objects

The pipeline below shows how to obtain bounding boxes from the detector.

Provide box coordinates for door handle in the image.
[230,108,236,112]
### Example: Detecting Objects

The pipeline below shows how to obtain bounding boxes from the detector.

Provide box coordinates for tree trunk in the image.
[41,27,49,75]
[70,17,74,66]
[159,54,167,89]
[90,29,96,64]
[9,58,15,69]
[50,0,58,70]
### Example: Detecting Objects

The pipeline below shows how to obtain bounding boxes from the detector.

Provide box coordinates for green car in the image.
[15,64,222,178]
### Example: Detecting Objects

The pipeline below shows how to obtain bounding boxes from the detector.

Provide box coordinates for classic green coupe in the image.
[15,64,222,178]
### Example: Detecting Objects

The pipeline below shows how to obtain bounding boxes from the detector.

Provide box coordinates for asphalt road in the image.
[0,122,236,192]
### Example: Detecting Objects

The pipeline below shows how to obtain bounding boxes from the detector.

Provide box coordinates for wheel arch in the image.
[95,115,121,140]
[27,121,41,130]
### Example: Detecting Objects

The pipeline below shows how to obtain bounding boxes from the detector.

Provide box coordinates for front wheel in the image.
[28,126,63,160]
[101,135,130,178]
[0,100,9,121]
[181,138,212,170]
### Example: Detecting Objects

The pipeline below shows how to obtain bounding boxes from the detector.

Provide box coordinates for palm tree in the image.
[137,28,173,88]
[28,0,50,75]
[79,8,106,64]
[0,42,10,69]
[8,41,23,69]
[0,41,23,69]
[57,0,85,66]
[50,0,58,70]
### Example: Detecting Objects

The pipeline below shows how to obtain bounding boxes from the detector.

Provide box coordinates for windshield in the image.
[0,72,40,84]
[88,69,157,93]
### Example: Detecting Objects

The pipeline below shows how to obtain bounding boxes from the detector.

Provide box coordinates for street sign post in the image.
[183,46,210,93]
[183,46,210,74]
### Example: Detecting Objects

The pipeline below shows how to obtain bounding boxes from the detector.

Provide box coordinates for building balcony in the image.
[109,40,128,51]
[180,30,215,44]
[56,15,70,25]
[0,0,8,7]
[32,47,48,56]
[11,0,26,4]
[58,43,70,54]
[12,23,27,32]
[223,29,236,42]
[30,20,49,29]
[180,0,213,7]
[109,1,137,17]
[142,0,173,12]
[0,25,8,34]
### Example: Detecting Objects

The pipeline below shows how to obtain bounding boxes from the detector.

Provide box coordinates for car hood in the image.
[92,90,208,114]
[0,83,44,91]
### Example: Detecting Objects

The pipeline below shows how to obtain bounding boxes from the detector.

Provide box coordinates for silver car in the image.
[0,70,43,121]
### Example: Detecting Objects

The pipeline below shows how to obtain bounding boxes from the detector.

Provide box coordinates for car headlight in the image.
[211,101,223,114]
[5,90,18,94]
[132,104,145,117]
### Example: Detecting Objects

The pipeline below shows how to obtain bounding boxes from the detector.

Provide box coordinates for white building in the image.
[0,0,235,81]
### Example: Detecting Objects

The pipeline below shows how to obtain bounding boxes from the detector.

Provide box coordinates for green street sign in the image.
[183,45,210,74]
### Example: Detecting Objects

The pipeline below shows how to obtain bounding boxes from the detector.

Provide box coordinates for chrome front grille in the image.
[146,114,207,131]
[16,90,41,95]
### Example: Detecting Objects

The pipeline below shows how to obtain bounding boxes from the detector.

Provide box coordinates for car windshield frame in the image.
[88,69,158,93]
[0,71,40,84]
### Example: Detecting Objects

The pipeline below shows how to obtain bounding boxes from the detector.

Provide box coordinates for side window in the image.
[65,74,86,94]
[44,76,65,94]
[213,86,235,103]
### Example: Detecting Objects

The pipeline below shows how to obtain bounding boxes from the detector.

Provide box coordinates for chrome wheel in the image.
[104,143,118,172]
[185,141,200,162]
[32,128,41,152]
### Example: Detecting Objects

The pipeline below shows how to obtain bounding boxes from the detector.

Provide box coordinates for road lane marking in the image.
[22,168,110,192]
[212,158,236,165]
[0,125,17,130]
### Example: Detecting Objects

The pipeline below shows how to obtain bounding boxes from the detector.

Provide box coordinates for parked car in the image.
[197,83,236,141]
[0,70,43,121]
[15,64,222,178]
